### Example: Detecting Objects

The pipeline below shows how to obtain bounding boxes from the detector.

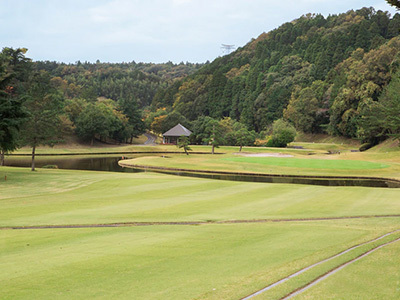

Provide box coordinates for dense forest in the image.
[2,7,400,165]
[0,51,203,166]
[150,7,400,145]
[35,60,204,108]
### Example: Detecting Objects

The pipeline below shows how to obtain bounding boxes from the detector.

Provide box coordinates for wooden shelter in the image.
[162,124,192,144]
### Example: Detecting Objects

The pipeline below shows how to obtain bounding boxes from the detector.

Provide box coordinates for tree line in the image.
[150,7,400,147]
[2,6,400,170]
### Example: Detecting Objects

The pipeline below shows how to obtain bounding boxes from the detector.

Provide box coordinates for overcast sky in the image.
[0,0,397,63]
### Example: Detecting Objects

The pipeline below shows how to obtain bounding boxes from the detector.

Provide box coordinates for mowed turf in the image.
[223,157,389,170]
[123,151,400,179]
[1,167,400,299]
[295,240,400,300]
[1,220,399,300]
[2,167,400,226]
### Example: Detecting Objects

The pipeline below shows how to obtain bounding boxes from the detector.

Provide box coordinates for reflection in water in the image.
[5,155,400,188]
[4,156,140,173]
[150,170,400,188]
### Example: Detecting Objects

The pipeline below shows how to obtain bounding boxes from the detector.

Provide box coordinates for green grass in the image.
[2,166,400,299]
[1,221,398,300]
[295,240,400,300]
[2,167,400,226]
[123,150,400,179]
[224,156,389,170]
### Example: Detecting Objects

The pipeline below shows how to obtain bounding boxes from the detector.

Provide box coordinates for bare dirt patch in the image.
[234,152,294,158]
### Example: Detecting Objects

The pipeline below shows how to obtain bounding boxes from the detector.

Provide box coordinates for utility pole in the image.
[221,44,235,55]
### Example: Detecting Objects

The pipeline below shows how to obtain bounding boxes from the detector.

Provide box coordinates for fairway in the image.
[1,167,400,299]
[295,241,400,300]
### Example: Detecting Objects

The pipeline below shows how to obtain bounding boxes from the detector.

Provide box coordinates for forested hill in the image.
[35,60,204,108]
[151,7,400,143]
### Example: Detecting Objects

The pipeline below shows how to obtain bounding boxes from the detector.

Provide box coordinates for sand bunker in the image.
[234,152,294,158]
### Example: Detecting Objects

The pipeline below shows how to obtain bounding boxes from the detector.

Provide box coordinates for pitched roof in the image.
[163,124,192,137]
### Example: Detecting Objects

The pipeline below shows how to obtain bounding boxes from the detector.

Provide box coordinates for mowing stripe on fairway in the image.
[241,229,400,300]
[281,236,400,299]
[2,214,400,230]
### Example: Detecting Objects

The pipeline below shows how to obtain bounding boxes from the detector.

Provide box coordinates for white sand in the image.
[234,152,294,158]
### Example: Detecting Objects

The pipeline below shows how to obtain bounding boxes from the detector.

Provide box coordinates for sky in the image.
[0,0,397,64]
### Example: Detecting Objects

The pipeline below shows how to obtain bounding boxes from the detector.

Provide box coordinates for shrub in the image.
[41,165,59,169]
[359,143,373,152]
[267,119,297,147]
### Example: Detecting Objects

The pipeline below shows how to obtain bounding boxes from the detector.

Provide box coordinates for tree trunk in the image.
[31,145,36,171]
[130,136,133,144]
[239,145,242,152]
[184,148,188,155]
[0,150,4,166]
[212,144,215,155]
[91,137,94,146]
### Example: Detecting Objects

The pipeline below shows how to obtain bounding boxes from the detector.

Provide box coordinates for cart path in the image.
[281,236,400,299]
[143,132,157,145]
[1,214,400,230]
[241,229,400,299]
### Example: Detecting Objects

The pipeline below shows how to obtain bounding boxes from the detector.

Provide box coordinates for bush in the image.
[41,165,59,169]
[266,137,286,147]
[359,143,373,152]
[267,119,297,147]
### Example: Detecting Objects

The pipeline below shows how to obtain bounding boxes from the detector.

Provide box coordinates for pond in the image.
[149,169,400,188]
[4,155,140,173]
[5,155,400,188]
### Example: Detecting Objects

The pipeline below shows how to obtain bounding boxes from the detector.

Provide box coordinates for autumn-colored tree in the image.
[328,37,400,137]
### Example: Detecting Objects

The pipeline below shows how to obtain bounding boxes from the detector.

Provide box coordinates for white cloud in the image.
[0,0,397,63]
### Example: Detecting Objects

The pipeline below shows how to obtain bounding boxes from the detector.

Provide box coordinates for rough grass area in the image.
[1,167,400,299]
[294,133,360,146]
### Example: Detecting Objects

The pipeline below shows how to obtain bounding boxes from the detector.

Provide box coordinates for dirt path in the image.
[241,229,400,299]
[2,214,400,230]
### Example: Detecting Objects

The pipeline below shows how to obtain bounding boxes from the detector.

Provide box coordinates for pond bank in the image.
[119,161,400,188]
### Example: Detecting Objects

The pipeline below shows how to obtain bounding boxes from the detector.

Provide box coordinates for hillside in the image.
[35,60,204,108]
[151,7,400,143]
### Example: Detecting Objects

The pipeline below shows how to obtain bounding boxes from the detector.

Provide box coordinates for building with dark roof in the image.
[162,124,192,144]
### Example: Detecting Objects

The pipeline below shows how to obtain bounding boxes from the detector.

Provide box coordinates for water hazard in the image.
[5,155,400,188]
[136,168,400,188]
[4,155,140,173]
